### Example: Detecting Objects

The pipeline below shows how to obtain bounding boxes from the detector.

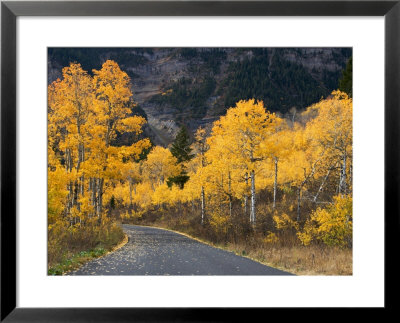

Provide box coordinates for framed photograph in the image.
[1,0,398,321]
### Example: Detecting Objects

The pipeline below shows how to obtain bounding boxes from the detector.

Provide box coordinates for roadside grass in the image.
[220,243,352,275]
[48,223,127,275]
[48,247,107,275]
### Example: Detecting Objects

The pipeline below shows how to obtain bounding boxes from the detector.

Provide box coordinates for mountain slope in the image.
[48,47,351,146]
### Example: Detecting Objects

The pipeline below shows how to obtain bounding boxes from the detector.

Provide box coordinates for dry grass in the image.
[48,221,125,270]
[221,242,352,275]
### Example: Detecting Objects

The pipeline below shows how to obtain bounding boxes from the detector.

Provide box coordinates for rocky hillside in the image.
[48,47,351,146]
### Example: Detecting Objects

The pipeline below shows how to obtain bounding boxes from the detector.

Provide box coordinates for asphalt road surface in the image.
[69,224,293,275]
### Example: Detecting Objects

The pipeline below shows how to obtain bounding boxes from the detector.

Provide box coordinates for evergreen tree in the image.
[167,126,194,188]
[339,57,352,97]
[170,126,194,163]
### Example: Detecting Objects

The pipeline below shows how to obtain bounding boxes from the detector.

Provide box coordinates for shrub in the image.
[297,195,352,248]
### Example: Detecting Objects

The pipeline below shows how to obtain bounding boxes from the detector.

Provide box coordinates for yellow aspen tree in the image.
[48,145,69,225]
[120,161,142,209]
[284,123,327,222]
[207,99,280,226]
[298,194,352,247]
[206,130,245,219]
[88,60,151,218]
[142,146,180,190]
[282,91,352,223]
[305,91,353,199]
[259,116,289,209]
[284,91,352,224]
[190,127,209,224]
[48,63,93,223]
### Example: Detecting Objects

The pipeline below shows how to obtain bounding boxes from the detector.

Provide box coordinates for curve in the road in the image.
[68,224,294,276]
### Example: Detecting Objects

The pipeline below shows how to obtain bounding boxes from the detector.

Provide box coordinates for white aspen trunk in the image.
[341,152,347,195]
[97,178,104,218]
[77,144,84,211]
[297,187,301,222]
[313,167,332,203]
[100,178,104,215]
[67,181,72,220]
[244,172,248,217]
[66,148,74,221]
[250,170,256,225]
[65,148,72,172]
[88,177,91,210]
[91,178,97,217]
[80,143,84,167]
[228,171,232,217]
[338,152,348,196]
[69,182,73,210]
[74,180,80,212]
[76,144,81,172]
[132,182,137,212]
[68,149,72,172]
[349,164,352,192]
[201,186,205,226]
[96,178,100,217]
[90,178,93,203]
[80,175,84,196]
[128,177,133,208]
[220,174,224,214]
[273,157,278,209]
[65,149,69,172]
[75,181,79,206]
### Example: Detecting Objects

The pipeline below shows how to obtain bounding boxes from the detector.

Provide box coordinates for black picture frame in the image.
[1,0,398,321]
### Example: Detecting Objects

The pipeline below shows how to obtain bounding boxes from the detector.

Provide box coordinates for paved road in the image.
[69,224,293,275]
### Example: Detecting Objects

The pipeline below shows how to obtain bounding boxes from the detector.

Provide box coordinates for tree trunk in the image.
[220,174,224,214]
[244,172,248,217]
[349,163,352,193]
[67,181,73,220]
[90,178,97,218]
[80,175,84,196]
[97,178,104,218]
[273,157,278,209]
[65,148,72,172]
[76,143,82,172]
[338,151,347,196]
[129,177,133,208]
[313,167,332,203]
[339,152,347,196]
[297,186,301,222]
[201,186,205,225]
[250,170,256,225]
[74,180,79,210]
[228,171,232,217]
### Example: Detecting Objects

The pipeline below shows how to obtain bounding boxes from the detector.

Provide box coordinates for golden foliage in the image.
[263,232,279,244]
[298,195,352,247]
[273,213,299,231]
